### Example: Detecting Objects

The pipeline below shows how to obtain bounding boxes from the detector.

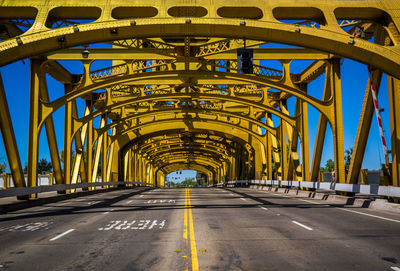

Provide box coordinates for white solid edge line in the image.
[391,267,400,271]
[299,197,400,224]
[103,209,114,214]
[49,229,75,241]
[298,199,320,204]
[292,221,313,231]
[338,208,400,223]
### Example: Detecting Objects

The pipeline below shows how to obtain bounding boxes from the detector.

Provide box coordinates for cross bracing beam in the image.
[45,48,333,61]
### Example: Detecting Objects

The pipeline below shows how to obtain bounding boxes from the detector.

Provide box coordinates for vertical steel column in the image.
[102,129,108,185]
[40,72,63,185]
[91,115,106,183]
[280,100,288,179]
[86,100,94,189]
[388,76,400,186]
[63,84,73,192]
[71,102,90,185]
[265,133,273,180]
[128,149,133,184]
[106,128,116,184]
[330,59,346,183]
[27,59,41,197]
[281,101,302,181]
[299,97,310,181]
[310,65,331,182]
[347,70,383,183]
[267,114,281,180]
[0,73,25,188]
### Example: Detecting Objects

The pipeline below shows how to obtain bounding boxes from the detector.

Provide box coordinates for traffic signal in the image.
[237,48,253,74]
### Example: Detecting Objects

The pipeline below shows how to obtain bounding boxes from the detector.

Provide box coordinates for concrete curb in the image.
[0,187,152,214]
[248,185,400,214]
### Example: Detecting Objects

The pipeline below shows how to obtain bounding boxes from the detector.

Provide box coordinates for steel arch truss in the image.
[0,0,400,198]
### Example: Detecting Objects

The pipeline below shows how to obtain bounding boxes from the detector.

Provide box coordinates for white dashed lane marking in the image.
[49,229,75,241]
[240,198,246,201]
[292,221,313,231]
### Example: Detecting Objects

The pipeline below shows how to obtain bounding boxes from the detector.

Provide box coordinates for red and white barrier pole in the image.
[367,66,390,165]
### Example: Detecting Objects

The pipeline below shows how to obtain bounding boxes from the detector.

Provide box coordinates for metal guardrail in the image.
[212,180,400,197]
[0,181,155,198]
[247,180,400,197]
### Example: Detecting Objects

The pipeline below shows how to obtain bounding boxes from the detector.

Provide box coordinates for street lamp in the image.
[81,47,90,58]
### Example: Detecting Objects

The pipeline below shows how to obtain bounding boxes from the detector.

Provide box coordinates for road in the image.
[0,187,400,271]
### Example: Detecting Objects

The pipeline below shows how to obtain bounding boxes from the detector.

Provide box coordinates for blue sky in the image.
[0,43,392,177]
[166,170,197,184]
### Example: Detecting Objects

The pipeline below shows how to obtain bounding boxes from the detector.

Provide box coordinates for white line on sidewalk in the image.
[297,197,400,224]
[103,209,114,214]
[49,229,75,241]
[292,221,313,231]
[298,199,319,204]
[338,208,400,223]
[240,198,246,201]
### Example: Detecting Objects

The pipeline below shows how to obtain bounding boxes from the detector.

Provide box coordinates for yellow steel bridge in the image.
[0,0,399,198]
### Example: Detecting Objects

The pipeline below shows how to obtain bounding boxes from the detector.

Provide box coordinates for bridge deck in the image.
[0,188,399,270]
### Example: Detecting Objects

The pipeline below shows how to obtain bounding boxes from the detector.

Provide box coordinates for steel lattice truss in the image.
[0,0,399,198]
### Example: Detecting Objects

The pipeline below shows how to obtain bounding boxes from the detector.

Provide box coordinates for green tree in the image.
[0,163,6,174]
[324,159,334,172]
[344,148,353,172]
[179,177,197,187]
[38,158,52,174]
[0,156,6,174]
[196,172,208,186]
[23,158,52,174]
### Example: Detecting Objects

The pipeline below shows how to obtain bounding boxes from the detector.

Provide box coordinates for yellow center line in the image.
[187,188,199,271]
[183,188,188,240]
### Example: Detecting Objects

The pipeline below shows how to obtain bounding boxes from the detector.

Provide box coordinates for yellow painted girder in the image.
[1,16,400,78]
[45,48,333,61]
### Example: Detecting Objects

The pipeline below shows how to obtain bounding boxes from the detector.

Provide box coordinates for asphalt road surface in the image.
[0,187,400,271]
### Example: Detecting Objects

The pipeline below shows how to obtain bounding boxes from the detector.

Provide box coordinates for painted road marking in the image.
[127,200,133,204]
[292,221,313,231]
[240,198,246,201]
[183,189,188,240]
[139,195,144,197]
[338,208,400,223]
[0,222,53,232]
[298,199,319,204]
[391,267,400,271]
[145,199,176,204]
[103,209,114,214]
[298,198,400,224]
[37,201,74,211]
[98,220,166,231]
[187,188,199,271]
[49,229,75,241]
[259,206,268,211]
